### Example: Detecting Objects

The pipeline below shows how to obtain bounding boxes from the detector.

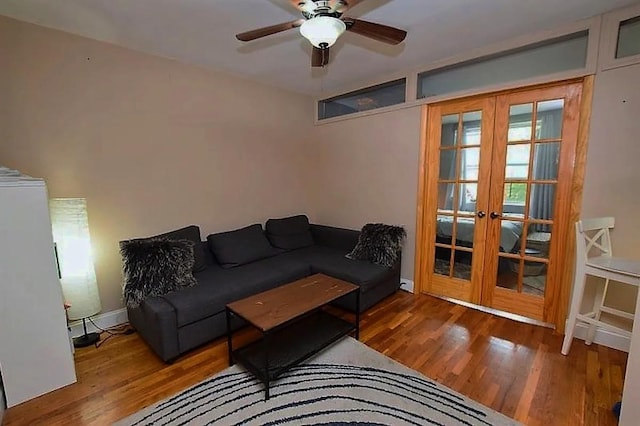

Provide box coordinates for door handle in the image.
[490,211,502,219]
[477,211,486,218]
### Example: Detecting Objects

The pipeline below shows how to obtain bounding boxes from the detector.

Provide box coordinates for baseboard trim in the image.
[569,321,630,353]
[433,294,630,352]
[68,308,129,338]
[433,294,554,328]
[400,279,414,293]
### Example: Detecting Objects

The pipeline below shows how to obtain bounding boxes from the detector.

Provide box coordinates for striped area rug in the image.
[116,338,519,426]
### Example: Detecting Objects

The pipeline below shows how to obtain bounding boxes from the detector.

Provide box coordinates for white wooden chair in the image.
[561,217,640,355]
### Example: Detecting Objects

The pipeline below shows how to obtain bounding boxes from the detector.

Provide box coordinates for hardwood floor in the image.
[3,291,627,425]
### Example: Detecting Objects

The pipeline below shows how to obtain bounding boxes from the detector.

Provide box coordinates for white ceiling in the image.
[1,0,638,95]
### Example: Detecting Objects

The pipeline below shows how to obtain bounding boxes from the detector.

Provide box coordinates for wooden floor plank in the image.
[3,292,627,425]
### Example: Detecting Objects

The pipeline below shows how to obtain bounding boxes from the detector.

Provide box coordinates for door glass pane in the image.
[434,255,450,277]
[453,216,476,249]
[532,143,560,180]
[437,183,456,212]
[503,183,527,217]
[460,147,480,180]
[462,111,482,145]
[505,145,531,178]
[529,184,556,220]
[441,114,459,147]
[459,184,477,214]
[436,214,453,245]
[508,103,533,142]
[521,238,547,297]
[439,150,457,180]
[522,269,546,296]
[499,219,524,254]
[496,254,518,292]
[535,100,564,140]
[452,250,472,280]
[434,256,452,277]
[526,225,552,259]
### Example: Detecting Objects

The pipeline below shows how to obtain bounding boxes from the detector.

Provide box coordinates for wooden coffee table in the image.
[225,273,360,399]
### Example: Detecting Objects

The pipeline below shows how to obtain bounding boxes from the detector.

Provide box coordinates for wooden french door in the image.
[419,81,582,323]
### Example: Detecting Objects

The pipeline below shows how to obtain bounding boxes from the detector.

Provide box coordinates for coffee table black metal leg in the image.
[263,332,270,400]
[355,289,360,340]
[226,308,234,366]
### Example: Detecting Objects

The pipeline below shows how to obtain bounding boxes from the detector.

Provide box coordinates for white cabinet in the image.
[0,168,76,407]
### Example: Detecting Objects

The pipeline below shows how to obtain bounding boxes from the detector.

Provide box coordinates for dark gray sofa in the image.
[126,217,401,362]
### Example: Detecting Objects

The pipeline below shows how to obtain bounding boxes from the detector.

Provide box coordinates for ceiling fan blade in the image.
[329,0,366,13]
[343,18,407,45]
[236,19,304,42]
[312,46,330,67]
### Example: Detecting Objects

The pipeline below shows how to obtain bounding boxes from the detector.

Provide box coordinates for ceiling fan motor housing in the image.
[301,0,343,19]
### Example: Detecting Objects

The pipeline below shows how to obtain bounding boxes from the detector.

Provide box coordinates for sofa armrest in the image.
[127,296,180,362]
[310,224,359,252]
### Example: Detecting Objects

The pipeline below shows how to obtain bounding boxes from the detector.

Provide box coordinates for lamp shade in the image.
[49,198,101,320]
[300,16,346,48]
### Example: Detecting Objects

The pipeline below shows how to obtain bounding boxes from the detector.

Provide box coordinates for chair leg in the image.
[562,314,577,355]
[586,278,609,345]
[562,267,587,355]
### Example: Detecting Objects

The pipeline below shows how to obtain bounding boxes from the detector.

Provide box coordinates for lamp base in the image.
[73,332,100,348]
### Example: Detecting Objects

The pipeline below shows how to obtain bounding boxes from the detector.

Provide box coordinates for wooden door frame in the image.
[414,76,595,332]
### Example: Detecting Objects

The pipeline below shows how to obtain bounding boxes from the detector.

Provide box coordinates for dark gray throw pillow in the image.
[120,238,197,308]
[266,215,314,251]
[149,225,207,272]
[207,224,278,269]
[346,223,406,267]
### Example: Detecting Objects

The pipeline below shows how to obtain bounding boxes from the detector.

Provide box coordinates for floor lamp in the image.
[50,198,102,348]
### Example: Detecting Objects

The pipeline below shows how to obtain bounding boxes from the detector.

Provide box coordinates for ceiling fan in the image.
[236,0,407,67]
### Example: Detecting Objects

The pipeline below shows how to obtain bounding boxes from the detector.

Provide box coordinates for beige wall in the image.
[0,16,315,312]
[311,107,422,281]
[584,63,640,255]
[2,12,638,315]
[581,62,640,312]
[311,69,640,297]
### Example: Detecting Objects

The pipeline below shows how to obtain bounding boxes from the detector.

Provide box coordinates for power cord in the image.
[87,318,135,348]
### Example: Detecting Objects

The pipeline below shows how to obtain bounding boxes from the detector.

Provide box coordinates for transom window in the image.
[417,31,589,100]
[317,79,406,120]
[616,15,640,58]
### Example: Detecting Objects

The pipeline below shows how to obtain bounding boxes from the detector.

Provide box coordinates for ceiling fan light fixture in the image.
[299,16,346,48]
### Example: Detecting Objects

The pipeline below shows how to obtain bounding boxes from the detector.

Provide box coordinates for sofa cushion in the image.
[207,224,278,269]
[145,225,207,272]
[280,246,392,294]
[265,215,315,251]
[120,238,197,308]
[162,257,310,326]
[310,224,360,252]
[346,223,406,267]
